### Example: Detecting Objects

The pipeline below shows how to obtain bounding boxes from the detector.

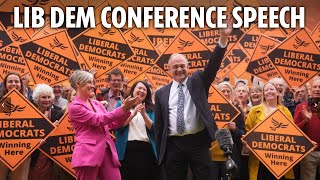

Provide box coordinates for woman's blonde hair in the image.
[261,82,282,106]
[69,70,93,90]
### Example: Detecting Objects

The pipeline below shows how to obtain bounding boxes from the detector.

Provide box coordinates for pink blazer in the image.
[68,96,129,168]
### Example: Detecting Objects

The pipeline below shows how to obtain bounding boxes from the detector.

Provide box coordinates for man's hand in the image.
[227,122,237,132]
[302,105,312,123]
[219,18,233,47]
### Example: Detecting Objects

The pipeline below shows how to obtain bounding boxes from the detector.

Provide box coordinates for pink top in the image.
[68,96,130,168]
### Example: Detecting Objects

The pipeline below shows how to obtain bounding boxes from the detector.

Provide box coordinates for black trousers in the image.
[164,131,212,180]
[120,141,159,180]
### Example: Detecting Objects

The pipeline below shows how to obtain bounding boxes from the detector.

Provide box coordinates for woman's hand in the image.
[122,96,139,112]
[138,103,146,115]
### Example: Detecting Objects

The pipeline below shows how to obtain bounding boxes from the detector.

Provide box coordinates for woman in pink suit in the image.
[68,70,138,180]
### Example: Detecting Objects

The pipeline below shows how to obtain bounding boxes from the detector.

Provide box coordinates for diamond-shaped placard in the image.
[156,29,212,77]
[246,35,281,81]
[0,44,29,81]
[242,109,316,179]
[216,43,250,79]
[0,89,56,171]
[39,112,76,178]
[268,29,320,88]
[116,28,159,83]
[73,23,135,78]
[19,30,80,85]
[208,86,240,129]
[311,21,320,49]
[0,21,13,49]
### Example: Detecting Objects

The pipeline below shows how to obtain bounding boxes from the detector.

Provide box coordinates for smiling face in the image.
[311,79,320,98]
[6,74,21,91]
[132,82,148,103]
[269,78,286,96]
[109,74,123,93]
[220,84,232,100]
[78,78,95,99]
[39,94,52,110]
[263,83,279,103]
[250,87,262,105]
[168,54,189,83]
[52,84,63,99]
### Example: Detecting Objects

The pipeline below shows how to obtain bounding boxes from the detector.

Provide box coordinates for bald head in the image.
[168,53,189,83]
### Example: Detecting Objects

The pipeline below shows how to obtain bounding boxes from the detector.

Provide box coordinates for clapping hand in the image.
[122,96,139,112]
[302,105,312,123]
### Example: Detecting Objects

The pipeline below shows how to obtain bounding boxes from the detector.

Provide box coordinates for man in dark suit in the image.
[154,21,233,180]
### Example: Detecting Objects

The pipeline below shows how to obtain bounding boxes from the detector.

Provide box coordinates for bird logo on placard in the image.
[270,118,288,131]
[4,100,26,116]
[128,32,144,44]
[178,38,194,50]
[11,31,27,42]
[260,44,275,54]
[66,119,75,132]
[50,36,68,50]
[156,28,165,33]
[22,0,49,6]
[99,26,116,37]
[293,36,310,49]
[43,30,49,35]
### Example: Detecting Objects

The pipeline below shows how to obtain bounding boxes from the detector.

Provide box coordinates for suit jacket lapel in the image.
[186,77,193,96]
[163,82,172,129]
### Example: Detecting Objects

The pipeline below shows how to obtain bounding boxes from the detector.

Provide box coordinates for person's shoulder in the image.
[296,102,308,109]
[250,104,264,113]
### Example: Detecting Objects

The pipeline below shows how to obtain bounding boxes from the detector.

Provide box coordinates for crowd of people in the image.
[0,21,319,180]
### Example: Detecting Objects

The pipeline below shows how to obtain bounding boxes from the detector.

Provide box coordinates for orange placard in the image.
[32,21,65,40]
[246,35,281,81]
[260,28,287,42]
[208,86,240,129]
[216,43,250,79]
[0,27,32,80]
[116,28,159,82]
[143,65,172,88]
[7,27,32,45]
[311,21,320,49]
[0,89,56,171]
[19,30,80,85]
[0,0,64,29]
[191,27,244,52]
[239,25,261,56]
[72,23,135,78]
[0,21,13,49]
[240,24,288,56]
[142,0,181,49]
[268,29,320,88]
[155,41,167,54]
[39,112,76,178]
[242,109,316,179]
[0,44,29,80]
[155,29,212,77]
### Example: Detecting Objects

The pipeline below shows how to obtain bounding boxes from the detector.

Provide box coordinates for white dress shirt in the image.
[168,77,205,136]
[128,111,149,142]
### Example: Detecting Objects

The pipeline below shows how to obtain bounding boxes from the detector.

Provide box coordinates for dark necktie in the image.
[177,83,185,134]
